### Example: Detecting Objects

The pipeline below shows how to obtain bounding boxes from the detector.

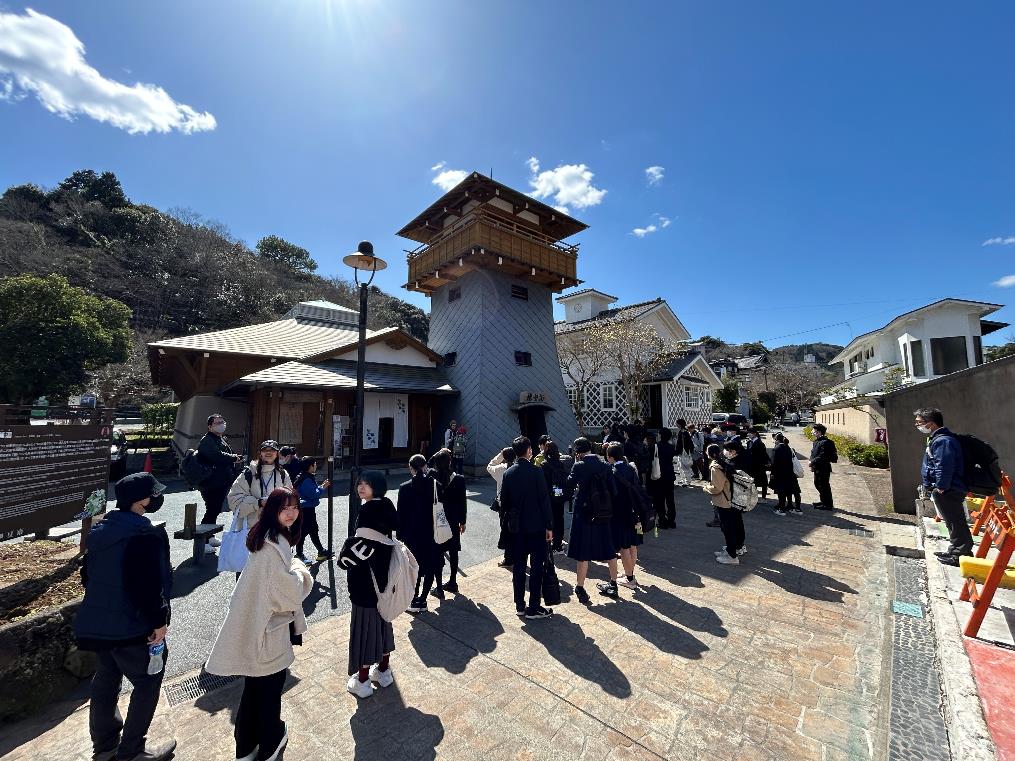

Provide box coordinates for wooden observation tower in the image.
[398,172,586,468]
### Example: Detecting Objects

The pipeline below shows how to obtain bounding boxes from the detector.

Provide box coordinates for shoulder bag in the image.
[432,478,454,545]
[217,510,250,573]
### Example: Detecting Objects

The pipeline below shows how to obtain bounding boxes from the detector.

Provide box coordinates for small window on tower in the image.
[448,286,461,303]
[514,351,532,366]
[443,352,457,367]
[511,285,529,301]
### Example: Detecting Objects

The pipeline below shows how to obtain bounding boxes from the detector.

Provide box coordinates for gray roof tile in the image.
[226,359,458,395]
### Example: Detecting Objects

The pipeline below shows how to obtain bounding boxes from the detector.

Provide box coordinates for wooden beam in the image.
[176,353,200,386]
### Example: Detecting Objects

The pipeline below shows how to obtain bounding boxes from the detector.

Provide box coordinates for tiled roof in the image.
[554,298,663,335]
[555,288,618,302]
[733,355,768,370]
[647,354,699,382]
[150,319,379,359]
[223,360,458,395]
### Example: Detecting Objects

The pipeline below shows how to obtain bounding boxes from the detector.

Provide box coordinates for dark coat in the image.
[75,511,173,649]
[747,437,771,485]
[396,474,443,573]
[567,454,617,521]
[500,458,552,534]
[435,472,467,550]
[770,442,801,496]
[540,455,573,508]
[197,431,238,489]
[342,497,396,608]
[623,439,642,465]
[656,441,676,481]
[674,429,694,456]
[809,436,838,472]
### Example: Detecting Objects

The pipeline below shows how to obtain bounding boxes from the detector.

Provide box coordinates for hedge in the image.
[803,426,889,469]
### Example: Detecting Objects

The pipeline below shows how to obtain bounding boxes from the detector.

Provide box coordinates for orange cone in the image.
[143,453,153,473]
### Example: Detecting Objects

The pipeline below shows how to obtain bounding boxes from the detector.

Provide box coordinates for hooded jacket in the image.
[228,460,293,526]
[74,510,173,648]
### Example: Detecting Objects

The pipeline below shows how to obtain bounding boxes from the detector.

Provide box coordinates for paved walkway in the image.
[4,436,900,761]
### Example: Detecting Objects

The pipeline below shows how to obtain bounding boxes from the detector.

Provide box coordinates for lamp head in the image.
[343,241,387,273]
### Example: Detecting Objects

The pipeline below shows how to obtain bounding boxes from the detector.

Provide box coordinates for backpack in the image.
[730,469,759,512]
[181,449,212,487]
[357,528,420,622]
[586,469,614,522]
[952,433,1003,497]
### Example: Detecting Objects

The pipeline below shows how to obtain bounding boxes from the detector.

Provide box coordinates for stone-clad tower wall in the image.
[428,268,579,468]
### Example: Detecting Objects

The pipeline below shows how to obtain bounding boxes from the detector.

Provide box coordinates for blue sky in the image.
[2,1,1014,347]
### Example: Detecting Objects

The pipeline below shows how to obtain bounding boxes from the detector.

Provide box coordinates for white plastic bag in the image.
[432,478,453,545]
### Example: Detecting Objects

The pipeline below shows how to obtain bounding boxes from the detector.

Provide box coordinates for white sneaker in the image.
[715,554,740,565]
[369,664,394,688]
[716,546,747,557]
[209,537,222,547]
[347,674,374,698]
[204,543,217,554]
[617,578,639,590]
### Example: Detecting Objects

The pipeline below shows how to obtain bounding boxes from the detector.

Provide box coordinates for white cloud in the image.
[631,213,672,238]
[657,214,672,228]
[430,161,467,191]
[994,274,1015,288]
[983,236,1015,246]
[645,166,665,185]
[632,224,658,238]
[526,156,607,216]
[0,9,215,134]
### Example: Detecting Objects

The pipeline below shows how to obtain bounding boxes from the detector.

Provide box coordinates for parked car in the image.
[711,413,751,435]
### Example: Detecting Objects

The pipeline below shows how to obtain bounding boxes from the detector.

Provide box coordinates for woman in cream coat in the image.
[207,487,312,761]
[227,440,293,529]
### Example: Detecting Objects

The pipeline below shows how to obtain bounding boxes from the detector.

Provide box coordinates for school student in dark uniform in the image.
[566,437,618,605]
[431,448,467,595]
[397,455,443,613]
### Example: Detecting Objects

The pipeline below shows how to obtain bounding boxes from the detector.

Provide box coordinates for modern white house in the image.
[554,289,723,432]
[821,298,1007,404]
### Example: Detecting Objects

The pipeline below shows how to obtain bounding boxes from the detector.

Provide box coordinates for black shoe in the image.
[934,550,957,559]
[498,559,512,568]
[515,607,526,617]
[444,580,459,594]
[407,597,427,614]
[813,503,833,511]
[706,519,721,528]
[937,554,961,567]
[597,582,619,599]
[574,587,591,605]
[430,587,445,600]
[525,606,553,619]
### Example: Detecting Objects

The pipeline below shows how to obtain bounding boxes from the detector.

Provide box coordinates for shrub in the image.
[803,425,814,440]
[141,402,178,433]
[805,426,888,469]
[752,424,766,433]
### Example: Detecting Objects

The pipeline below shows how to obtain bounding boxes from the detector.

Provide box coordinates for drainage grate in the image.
[848,528,876,538]
[164,671,239,707]
[892,600,924,618]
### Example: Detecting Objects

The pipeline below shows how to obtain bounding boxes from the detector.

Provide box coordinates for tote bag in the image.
[432,478,454,545]
[217,510,250,573]
[791,452,805,478]
[650,446,661,480]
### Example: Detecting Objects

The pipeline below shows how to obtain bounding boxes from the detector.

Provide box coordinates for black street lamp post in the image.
[343,241,387,536]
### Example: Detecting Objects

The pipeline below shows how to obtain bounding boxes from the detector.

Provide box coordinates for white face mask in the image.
[917,425,932,434]
[212,422,226,434]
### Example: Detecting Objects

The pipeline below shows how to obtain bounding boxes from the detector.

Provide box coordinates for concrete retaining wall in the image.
[883,355,1015,513]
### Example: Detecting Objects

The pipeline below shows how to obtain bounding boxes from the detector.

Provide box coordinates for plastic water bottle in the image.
[147,642,166,675]
[654,524,659,539]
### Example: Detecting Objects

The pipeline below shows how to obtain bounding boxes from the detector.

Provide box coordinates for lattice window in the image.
[575,380,631,431]
[684,386,700,410]
[601,383,617,411]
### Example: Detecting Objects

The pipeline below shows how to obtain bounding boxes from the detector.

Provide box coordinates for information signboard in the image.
[0,412,112,541]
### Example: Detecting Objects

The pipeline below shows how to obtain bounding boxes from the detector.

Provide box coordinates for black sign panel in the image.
[0,415,112,541]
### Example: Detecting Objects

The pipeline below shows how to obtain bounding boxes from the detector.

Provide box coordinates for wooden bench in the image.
[959,474,1015,638]
[173,503,223,565]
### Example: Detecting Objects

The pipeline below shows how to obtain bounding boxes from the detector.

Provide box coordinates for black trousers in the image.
[297,507,325,556]
[199,484,229,525]
[235,669,287,760]
[649,478,675,526]
[89,643,167,759]
[512,531,547,612]
[932,489,974,555]
[813,469,834,508]
[551,500,566,550]
[717,507,745,558]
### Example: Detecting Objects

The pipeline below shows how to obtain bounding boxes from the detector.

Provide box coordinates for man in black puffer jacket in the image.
[809,424,838,510]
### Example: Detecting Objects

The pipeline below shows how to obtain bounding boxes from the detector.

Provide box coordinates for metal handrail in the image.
[405,208,579,262]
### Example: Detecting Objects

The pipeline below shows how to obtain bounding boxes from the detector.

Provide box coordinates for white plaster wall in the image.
[333,342,435,367]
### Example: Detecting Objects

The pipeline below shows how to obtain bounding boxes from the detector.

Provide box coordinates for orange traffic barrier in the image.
[143,453,153,473]
[959,473,1015,638]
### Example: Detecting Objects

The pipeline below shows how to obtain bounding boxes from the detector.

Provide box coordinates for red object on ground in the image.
[143,453,153,473]
[965,637,1015,761]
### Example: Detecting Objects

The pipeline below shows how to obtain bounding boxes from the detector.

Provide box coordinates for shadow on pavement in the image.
[350,680,444,760]
[170,560,220,599]
[0,688,88,758]
[520,615,632,698]
[406,595,503,674]
[192,672,302,725]
[589,598,710,660]
[302,560,338,618]
[751,558,858,604]
[632,584,728,637]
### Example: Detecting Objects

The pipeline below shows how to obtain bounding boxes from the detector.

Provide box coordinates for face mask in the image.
[145,494,165,513]
[917,425,932,434]
[212,423,226,434]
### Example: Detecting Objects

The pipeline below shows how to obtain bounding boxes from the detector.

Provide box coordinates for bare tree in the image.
[558,332,613,429]
[588,319,683,419]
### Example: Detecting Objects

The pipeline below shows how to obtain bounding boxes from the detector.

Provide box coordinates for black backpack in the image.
[180,449,212,487]
[952,433,1003,497]
[615,466,656,531]
[586,469,614,522]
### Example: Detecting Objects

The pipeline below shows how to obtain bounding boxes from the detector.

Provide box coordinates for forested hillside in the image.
[0,171,428,403]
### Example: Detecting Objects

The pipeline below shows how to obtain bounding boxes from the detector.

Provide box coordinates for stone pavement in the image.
[4,441,905,761]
